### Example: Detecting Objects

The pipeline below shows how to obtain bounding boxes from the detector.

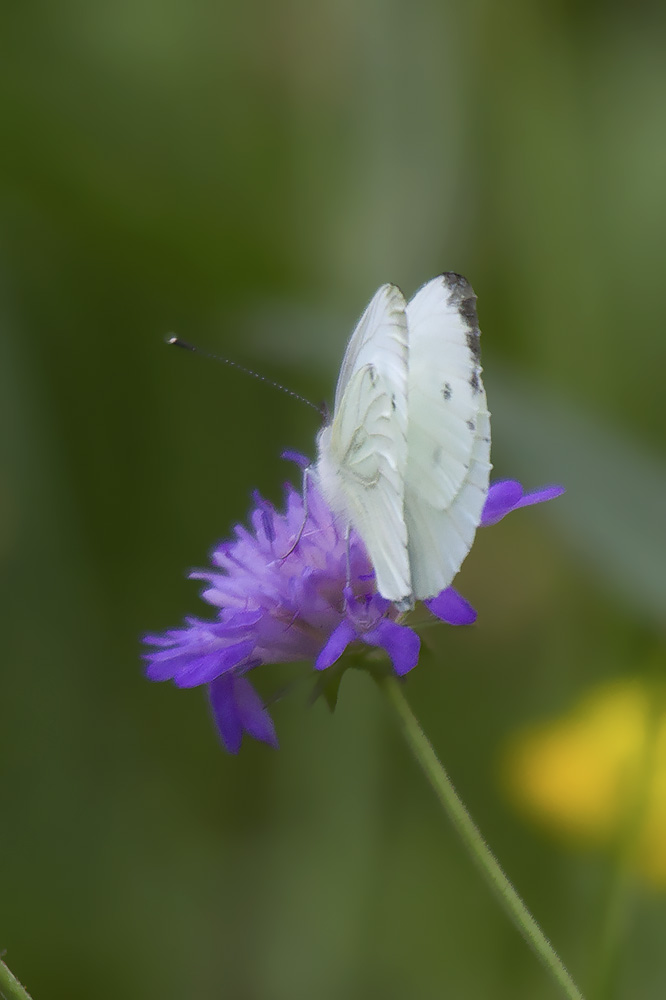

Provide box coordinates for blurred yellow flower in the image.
[502,677,666,886]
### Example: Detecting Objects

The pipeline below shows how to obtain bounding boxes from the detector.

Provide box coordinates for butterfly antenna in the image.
[166,335,322,414]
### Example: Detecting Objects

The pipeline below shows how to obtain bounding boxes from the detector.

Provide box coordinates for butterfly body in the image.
[314,274,491,610]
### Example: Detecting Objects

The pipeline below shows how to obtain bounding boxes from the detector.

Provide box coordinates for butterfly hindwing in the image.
[315,284,411,605]
[333,283,408,412]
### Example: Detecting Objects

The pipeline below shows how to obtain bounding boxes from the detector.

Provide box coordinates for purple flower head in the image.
[143,455,564,753]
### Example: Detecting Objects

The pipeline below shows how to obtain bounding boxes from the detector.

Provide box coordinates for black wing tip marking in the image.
[439,272,481,362]
[441,271,473,297]
[465,328,481,362]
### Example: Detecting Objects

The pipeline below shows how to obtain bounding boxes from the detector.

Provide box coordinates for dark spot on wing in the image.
[466,419,476,432]
[469,370,480,394]
[368,365,378,387]
[441,272,482,362]
[442,382,452,401]
[391,393,397,411]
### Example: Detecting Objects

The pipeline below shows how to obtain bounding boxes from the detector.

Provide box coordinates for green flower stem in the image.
[0,960,33,1000]
[378,674,584,1000]
[591,674,664,1000]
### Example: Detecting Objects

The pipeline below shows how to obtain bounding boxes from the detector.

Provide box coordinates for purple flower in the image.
[143,456,564,753]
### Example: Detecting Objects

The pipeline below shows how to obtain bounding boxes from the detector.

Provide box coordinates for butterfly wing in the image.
[404,273,492,600]
[315,283,412,606]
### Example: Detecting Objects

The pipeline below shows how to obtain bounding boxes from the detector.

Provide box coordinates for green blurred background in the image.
[2,1,665,998]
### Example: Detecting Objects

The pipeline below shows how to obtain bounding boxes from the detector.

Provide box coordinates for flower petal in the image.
[281,449,310,469]
[208,675,243,753]
[480,480,524,526]
[481,480,565,526]
[172,640,255,688]
[315,620,357,670]
[233,677,279,748]
[426,588,477,625]
[217,610,263,631]
[363,620,420,676]
[515,484,566,509]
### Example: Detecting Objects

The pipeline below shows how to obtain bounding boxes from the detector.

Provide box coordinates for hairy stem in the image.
[378,674,584,1000]
[0,960,33,1000]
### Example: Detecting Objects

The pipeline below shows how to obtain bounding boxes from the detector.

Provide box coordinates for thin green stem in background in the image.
[0,959,33,1000]
[591,670,665,1000]
[378,674,584,1000]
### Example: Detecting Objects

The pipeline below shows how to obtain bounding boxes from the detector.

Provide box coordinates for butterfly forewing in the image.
[404,274,492,600]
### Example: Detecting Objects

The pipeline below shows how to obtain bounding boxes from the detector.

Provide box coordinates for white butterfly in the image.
[314,273,492,610]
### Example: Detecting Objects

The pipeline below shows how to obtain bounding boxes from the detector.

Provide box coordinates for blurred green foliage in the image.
[1,1,665,998]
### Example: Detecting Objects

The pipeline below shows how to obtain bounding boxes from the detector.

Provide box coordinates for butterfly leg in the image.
[280,466,311,560]
[345,523,352,590]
